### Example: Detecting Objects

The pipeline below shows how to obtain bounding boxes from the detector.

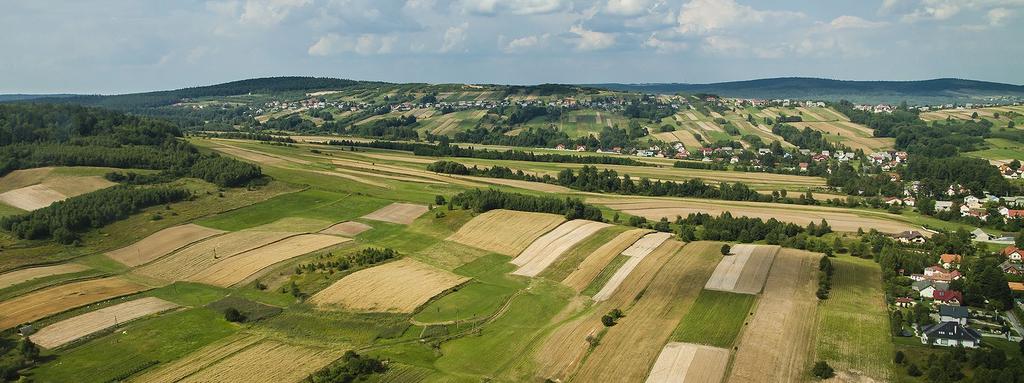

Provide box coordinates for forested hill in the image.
[43,76,365,109]
[591,78,1024,104]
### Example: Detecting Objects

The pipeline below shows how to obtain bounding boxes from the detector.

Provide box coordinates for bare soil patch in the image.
[0,277,148,330]
[310,258,469,313]
[0,264,90,290]
[361,202,428,224]
[106,224,226,267]
[447,210,565,256]
[512,220,611,277]
[30,297,178,348]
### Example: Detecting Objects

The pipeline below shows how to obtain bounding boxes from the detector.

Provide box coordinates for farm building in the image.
[920,322,981,348]
[938,305,968,325]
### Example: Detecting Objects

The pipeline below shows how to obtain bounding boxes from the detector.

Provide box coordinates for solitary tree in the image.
[224,307,246,323]
[721,244,731,255]
[811,361,834,379]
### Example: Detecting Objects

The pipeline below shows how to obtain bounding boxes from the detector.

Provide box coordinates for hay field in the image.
[561,228,649,292]
[644,342,730,383]
[452,174,571,193]
[212,143,311,166]
[813,255,893,381]
[726,248,819,383]
[129,334,264,383]
[30,297,178,349]
[590,196,919,234]
[447,210,565,256]
[357,152,437,164]
[134,230,299,281]
[188,234,348,287]
[310,258,469,313]
[0,277,148,330]
[511,220,611,277]
[572,241,721,382]
[319,221,372,236]
[592,232,673,301]
[533,240,682,381]
[106,224,226,267]
[0,263,90,290]
[704,244,778,294]
[652,130,702,149]
[361,202,428,224]
[168,339,341,383]
[0,168,115,211]
[670,290,756,348]
[791,122,892,151]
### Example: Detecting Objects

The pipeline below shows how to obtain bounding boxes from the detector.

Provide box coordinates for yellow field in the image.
[561,228,650,292]
[361,202,429,224]
[0,263,90,290]
[310,258,469,313]
[30,297,178,349]
[0,277,148,330]
[106,224,226,267]
[188,234,348,287]
[447,210,566,256]
[134,230,299,282]
[511,220,611,277]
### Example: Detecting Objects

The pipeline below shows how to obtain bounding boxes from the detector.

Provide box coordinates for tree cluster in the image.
[450,188,603,221]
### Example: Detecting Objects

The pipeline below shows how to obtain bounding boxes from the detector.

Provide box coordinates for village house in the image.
[1002,246,1023,262]
[895,297,916,307]
[934,201,954,212]
[939,254,962,269]
[971,228,992,241]
[938,305,969,325]
[933,290,963,305]
[894,230,926,244]
[920,321,981,348]
[1000,260,1024,275]
[1009,282,1024,293]
[913,280,949,298]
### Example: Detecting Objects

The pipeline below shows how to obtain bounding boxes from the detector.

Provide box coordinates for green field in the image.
[412,254,526,324]
[669,290,756,348]
[813,255,894,381]
[582,254,629,296]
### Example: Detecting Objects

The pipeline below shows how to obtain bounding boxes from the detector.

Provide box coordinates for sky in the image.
[1,0,1022,94]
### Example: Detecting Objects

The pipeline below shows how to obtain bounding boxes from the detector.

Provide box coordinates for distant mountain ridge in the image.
[590,77,1024,105]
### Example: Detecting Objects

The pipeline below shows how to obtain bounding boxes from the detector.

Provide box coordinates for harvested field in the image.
[453,174,570,193]
[792,122,892,151]
[361,202,428,224]
[592,232,673,301]
[695,120,722,132]
[652,130,702,150]
[0,184,67,211]
[704,244,778,294]
[130,334,264,383]
[319,221,372,236]
[572,241,721,382]
[511,220,611,277]
[357,152,437,164]
[212,142,311,165]
[310,258,469,313]
[188,234,348,287]
[645,342,730,383]
[685,112,698,121]
[561,229,649,292]
[591,196,920,234]
[447,210,565,256]
[727,248,819,383]
[0,264,90,290]
[0,168,115,211]
[30,297,178,349]
[0,277,148,330]
[134,231,299,282]
[0,167,53,192]
[795,107,826,121]
[173,339,341,383]
[106,224,226,267]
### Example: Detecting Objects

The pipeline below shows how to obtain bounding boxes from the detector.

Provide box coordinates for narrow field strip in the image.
[188,234,348,287]
[106,224,226,267]
[129,334,264,383]
[30,297,179,349]
[448,210,566,256]
[319,221,372,236]
[361,202,428,224]
[0,277,148,330]
[561,229,649,292]
[592,232,673,301]
[645,342,730,383]
[512,220,611,277]
[0,264,90,290]
[134,230,299,282]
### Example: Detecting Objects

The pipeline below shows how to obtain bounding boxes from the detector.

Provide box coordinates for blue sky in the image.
[2,0,1022,93]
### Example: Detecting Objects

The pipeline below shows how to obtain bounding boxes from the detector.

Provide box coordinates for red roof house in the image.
[933,290,963,305]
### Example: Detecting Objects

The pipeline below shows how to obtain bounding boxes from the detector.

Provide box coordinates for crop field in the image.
[130,334,264,383]
[592,232,673,301]
[106,224,226,267]
[645,342,730,383]
[310,258,470,313]
[813,255,894,381]
[726,248,819,383]
[319,220,372,236]
[572,241,721,383]
[30,297,179,349]
[447,209,566,256]
[0,277,148,330]
[560,228,649,292]
[361,202,428,224]
[590,196,921,233]
[790,121,893,152]
[0,167,116,211]
[670,290,756,348]
[511,220,611,277]
[134,230,299,282]
[0,263,91,290]
[188,234,348,287]
[704,244,778,294]
[152,338,342,383]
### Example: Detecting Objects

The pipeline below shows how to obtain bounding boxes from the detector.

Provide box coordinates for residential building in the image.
[938,305,969,325]
[920,321,981,348]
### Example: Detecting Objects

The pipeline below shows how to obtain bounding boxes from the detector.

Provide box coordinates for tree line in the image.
[449,188,603,221]
[324,139,647,166]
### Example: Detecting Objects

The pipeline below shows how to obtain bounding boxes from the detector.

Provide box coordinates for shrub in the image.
[224,307,246,323]
[721,244,731,255]
[811,361,834,379]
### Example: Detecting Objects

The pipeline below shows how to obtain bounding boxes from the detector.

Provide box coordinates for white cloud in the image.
[604,0,657,16]
[238,0,311,26]
[701,35,746,55]
[460,0,567,16]
[503,34,550,53]
[569,25,616,51]
[642,34,688,53]
[308,33,396,56]
[676,0,804,35]
[987,7,1014,25]
[899,0,961,22]
[441,22,469,52]
[828,15,887,29]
